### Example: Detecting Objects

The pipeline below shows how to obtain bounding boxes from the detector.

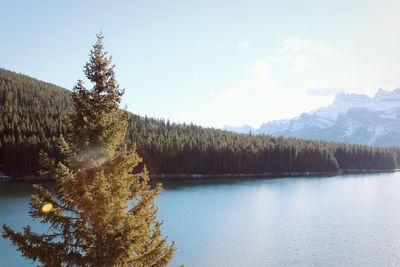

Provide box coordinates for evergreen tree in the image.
[2,33,176,266]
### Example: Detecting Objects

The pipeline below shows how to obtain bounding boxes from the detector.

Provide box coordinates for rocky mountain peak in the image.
[225,87,400,146]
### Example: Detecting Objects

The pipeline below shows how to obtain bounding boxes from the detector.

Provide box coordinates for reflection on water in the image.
[2,173,400,266]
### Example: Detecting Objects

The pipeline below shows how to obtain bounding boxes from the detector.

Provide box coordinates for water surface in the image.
[1,173,400,266]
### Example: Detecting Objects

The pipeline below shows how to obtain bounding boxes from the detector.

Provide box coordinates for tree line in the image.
[0,67,398,177]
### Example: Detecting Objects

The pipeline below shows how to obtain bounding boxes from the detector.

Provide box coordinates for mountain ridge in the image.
[225,88,400,146]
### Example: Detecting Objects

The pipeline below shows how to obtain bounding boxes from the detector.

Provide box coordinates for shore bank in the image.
[2,169,399,182]
[150,169,399,180]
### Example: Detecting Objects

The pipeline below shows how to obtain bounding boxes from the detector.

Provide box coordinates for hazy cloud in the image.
[307,87,346,97]
[282,37,338,57]
[237,41,250,48]
[285,55,315,73]
[187,59,331,128]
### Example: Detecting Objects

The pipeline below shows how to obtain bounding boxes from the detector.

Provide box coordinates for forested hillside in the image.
[0,68,71,175]
[0,68,398,177]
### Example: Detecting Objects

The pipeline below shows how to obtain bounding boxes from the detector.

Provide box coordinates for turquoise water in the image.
[2,173,400,266]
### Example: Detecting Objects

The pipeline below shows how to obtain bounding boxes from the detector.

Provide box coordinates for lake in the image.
[1,172,400,266]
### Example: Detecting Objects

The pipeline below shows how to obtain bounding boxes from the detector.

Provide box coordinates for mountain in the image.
[0,67,398,177]
[226,88,400,147]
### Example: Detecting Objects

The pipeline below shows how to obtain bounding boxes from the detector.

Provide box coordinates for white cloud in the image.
[237,41,250,49]
[307,87,346,97]
[282,37,338,57]
[279,37,339,75]
[285,55,315,73]
[249,59,269,75]
[177,29,400,128]
[185,59,332,128]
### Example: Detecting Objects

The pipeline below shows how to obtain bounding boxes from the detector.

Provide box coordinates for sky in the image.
[1,0,400,128]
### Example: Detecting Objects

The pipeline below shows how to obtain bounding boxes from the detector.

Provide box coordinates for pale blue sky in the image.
[1,0,399,128]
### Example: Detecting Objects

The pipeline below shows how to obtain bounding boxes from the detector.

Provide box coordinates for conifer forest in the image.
[1,68,398,177]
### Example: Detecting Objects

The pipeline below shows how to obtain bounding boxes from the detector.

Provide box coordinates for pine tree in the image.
[2,33,176,266]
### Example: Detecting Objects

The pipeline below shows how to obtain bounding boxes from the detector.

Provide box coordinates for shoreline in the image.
[150,169,399,180]
[2,169,399,182]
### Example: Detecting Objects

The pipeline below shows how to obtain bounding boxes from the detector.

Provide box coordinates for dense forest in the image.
[0,68,399,177]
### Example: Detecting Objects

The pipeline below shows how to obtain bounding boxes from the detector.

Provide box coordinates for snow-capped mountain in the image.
[224,88,400,147]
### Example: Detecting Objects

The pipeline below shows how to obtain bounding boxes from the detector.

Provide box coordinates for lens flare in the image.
[41,203,53,213]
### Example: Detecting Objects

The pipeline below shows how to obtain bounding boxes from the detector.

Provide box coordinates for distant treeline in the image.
[0,68,398,177]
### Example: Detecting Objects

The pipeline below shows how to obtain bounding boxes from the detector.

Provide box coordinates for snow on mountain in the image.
[311,93,370,120]
[225,88,400,146]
